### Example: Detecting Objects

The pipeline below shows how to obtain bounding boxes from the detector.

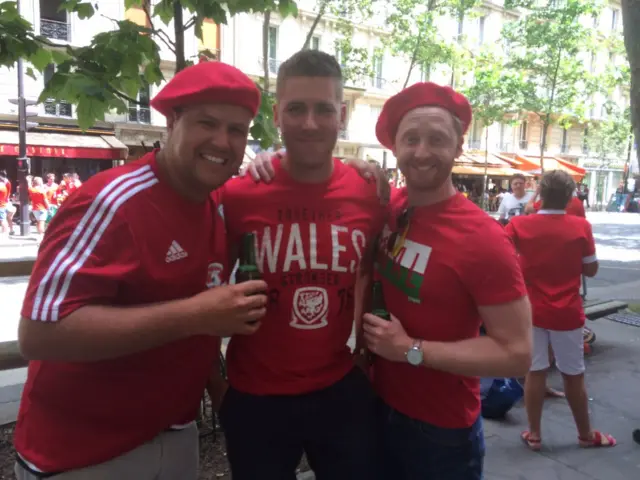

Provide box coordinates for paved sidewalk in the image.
[298,317,640,480]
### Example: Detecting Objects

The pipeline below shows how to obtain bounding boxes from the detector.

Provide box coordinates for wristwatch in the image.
[406,339,423,366]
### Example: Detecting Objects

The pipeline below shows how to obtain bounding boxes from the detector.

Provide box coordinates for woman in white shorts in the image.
[505,170,616,451]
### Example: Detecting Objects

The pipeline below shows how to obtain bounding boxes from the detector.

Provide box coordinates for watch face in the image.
[407,348,423,366]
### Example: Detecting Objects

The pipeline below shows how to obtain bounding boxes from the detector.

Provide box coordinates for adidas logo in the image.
[166,241,188,263]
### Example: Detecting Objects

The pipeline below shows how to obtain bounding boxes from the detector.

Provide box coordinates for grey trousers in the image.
[15,422,198,480]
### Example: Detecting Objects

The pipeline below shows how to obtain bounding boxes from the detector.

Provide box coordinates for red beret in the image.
[151,61,261,117]
[375,82,472,149]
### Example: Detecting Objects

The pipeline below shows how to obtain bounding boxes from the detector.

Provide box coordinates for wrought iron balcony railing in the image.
[128,106,151,124]
[44,99,72,117]
[40,18,70,41]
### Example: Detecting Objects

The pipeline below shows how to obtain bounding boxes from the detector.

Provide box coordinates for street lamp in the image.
[8,0,39,237]
[8,95,38,237]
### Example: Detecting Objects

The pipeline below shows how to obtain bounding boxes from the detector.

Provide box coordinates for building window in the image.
[583,126,589,154]
[478,16,485,45]
[311,36,320,50]
[420,64,430,82]
[519,121,528,149]
[335,46,345,68]
[266,25,280,74]
[561,128,569,153]
[43,64,72,117]
[339,101,352,139]
[129,84,151,124]
[611,8,619,31]
[371,54,384,89]
[370,106,382,121]
[468,120,482,149]
[40,0,70,41]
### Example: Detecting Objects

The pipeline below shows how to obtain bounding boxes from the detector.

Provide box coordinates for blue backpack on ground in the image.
[480,377,523,419]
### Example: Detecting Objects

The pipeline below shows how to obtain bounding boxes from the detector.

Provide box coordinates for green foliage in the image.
[463,49,524,127]
[250,88,279,149]
[38,17,162,130]
[0,0,301,145]
[586,104,632,162]
[329,0,377,85]
[501,0,602,128]
[0,1,47,70]
[386,0,480,88]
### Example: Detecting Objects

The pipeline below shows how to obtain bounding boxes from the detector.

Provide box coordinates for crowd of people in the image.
[11,49,617,480]
[0,171,82,240]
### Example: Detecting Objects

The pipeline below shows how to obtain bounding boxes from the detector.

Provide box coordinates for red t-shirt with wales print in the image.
[222,157,386,395]
[373,189,527,429]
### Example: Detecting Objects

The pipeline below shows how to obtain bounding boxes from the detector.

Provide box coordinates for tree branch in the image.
[108,85,143,105]
[142,2,155,30]
[302,2,327,50]
[152,29,177,54]
[141,1,176,54]
[173,2,186,72]
[183,15,197,31]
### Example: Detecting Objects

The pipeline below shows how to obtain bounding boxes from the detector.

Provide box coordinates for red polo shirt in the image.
[374,190,527,429]
[222,157,386,395]
[16,151,229,473]
[506,210,596,331]
[533,196,585,217]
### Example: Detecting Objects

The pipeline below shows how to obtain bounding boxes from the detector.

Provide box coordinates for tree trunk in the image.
[302,1,327,50]
[404,33,423,88]
[621,0,640,174]
[262,11,271,91]
[405,0,437,88]
[482,124,489,210]
[174,2,186,72]
[450,9,465,87]
[539,116,549,173]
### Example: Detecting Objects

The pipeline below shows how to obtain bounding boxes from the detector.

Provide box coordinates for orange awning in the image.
[458,151,513,167]
[452,165,533,177]
[516,155,585,181]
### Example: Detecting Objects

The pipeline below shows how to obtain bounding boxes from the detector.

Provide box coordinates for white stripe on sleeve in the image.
[31,166,158,321]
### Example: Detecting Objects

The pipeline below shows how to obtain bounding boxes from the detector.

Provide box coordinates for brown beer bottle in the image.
[235,233,262,283]
[371,281,390,321]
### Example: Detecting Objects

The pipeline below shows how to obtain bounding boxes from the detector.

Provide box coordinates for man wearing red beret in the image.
[14,61,268,479]
[360,82,532,479]
[218,49,385,480]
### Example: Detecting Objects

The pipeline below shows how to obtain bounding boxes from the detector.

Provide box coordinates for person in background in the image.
[44,173,58,199]
[71,172,83,191]
[1,171,16,234]
[498,173,534,222]
[44,173,59,223]
[0,170,9,235]
[28,176,49,240]
[506,170,616,451]
[526,180,586,218]
[56,173,72,205]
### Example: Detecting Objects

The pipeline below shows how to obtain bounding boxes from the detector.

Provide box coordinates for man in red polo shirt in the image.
[526,182,586,217]
[361,83,532,479]
[14,61,268,479]
[219,50,385,480]
[506,170,616,451]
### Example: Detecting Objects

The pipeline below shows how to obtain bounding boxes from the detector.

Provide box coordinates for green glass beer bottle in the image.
[371,281,390,321]
[235,233,262,283]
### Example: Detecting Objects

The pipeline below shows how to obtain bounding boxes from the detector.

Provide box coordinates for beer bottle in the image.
[235,233,262,283]
[371,281,390,321]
